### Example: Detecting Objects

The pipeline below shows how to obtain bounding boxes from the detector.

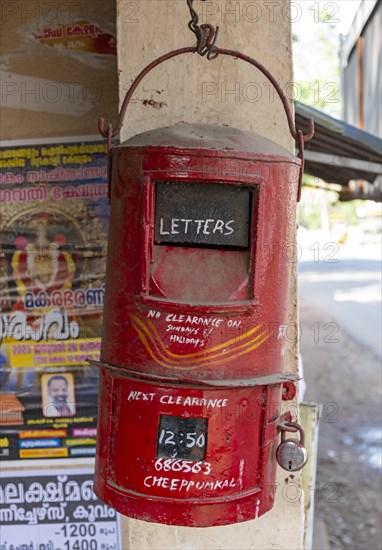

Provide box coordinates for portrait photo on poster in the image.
[41,372,76,418]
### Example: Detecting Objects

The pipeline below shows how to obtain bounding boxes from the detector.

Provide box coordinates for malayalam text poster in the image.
[0,138,108,460]
[0,467,121,549]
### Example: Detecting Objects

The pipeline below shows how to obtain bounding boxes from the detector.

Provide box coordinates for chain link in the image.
[187,0,219,59]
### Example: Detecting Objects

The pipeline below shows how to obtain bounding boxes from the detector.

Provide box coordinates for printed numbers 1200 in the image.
[62,523,97,549]
[155,457,211,475]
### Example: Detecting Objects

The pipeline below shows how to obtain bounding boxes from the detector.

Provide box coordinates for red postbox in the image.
[93,47,314,527]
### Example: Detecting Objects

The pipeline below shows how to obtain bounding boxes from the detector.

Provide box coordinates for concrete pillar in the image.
[116,1,303,547]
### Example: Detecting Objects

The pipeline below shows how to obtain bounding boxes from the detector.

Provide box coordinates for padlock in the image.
[276,421,308,472]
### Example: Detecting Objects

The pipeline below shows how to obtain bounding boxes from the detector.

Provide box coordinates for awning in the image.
[295,102,382,200]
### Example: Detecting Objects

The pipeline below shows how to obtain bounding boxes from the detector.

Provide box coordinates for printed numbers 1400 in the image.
[155,457,211,475]
[62,524,97,550]
[64,542,97,550]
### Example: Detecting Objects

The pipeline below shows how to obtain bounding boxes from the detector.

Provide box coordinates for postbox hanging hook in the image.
[187,0,220,59]
[99,47,314,202]
[99,0,314,202]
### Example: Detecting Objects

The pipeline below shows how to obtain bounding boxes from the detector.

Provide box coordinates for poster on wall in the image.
[0,138,109,460]
[0,467,121,549]
[0,0,118,140]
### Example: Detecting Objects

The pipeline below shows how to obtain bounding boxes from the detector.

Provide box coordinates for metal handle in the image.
[99,47,314,201]
[279,420,305,446]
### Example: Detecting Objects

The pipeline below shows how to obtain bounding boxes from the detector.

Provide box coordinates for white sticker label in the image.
[0,468,121,550]
[1,523,119,550]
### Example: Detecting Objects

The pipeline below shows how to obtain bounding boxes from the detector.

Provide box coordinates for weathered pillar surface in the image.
[117,1,303,548]
[117,0,294,150]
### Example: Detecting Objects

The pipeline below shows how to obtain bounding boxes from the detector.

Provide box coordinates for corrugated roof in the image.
[295,102,382,188]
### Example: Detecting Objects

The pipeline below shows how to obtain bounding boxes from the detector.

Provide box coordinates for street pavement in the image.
[297,239,382,549]
[298,242,382,359]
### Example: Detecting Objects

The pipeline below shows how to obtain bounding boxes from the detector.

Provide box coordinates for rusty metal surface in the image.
[187,0,220,59]
[94,125,305,525]
[116,122,297,157]
[89,359,300,387]
[98,47,314,202]
[95,371,284,526]
[98,47,314,144]
[100,137,300,382]
[94,35,311,526]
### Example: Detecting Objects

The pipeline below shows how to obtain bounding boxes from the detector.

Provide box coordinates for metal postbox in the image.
[93,45,314,527]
